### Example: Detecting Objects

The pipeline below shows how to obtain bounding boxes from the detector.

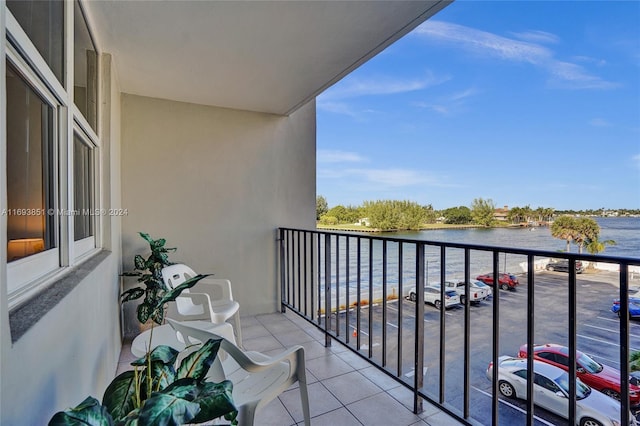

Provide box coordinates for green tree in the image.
[550,216,578,252]
[471,198,496,227]
[316,195,329,220]
[574,217,600,254]
[442,206,472,225]
[362,200,425,230]
[422,204,437,224]
[585,237,616,255]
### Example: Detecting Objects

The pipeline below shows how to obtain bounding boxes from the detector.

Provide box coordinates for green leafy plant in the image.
[49,339,238,425]
[121,232,203,325]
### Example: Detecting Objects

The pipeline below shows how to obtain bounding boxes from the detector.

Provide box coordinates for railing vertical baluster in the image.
[620,262,630,426]
[382,240,388,367]
[397,242,403,378]
[491,251,500,426]
[439,245,446,404]
[568,259,577,426]
[336,236,340,337]
[279,228,286,313]
[303,232,307,317]
[346,236,350,343]
[463,248,470,419]
[526,254,535,426]
[414,243,425,414]
[357,237,362,350]
[286,230,291,310]
[297,230,301,311]
[317,232,322,326]
[310,232,315,321]
[369,238,374,359]
[324,234,332,347]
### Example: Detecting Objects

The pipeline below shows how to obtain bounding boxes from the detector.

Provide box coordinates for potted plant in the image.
[121,232,197,325]
[49,339,238,425]
[49,233,237,425]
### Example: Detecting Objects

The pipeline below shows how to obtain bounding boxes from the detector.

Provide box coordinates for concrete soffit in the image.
[84,1,451,115]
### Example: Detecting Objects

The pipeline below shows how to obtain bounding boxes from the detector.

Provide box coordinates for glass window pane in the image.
[74,0,97,131]
[7,0,65,85]
[73,135,93,241]
[6,63,56,262]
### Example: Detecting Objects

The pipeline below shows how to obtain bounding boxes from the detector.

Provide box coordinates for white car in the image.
[408,285,460,310]
[433,280,491,305]
[486,356,635,426]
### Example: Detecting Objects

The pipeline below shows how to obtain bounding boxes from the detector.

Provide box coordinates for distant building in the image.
[494,205,509,221]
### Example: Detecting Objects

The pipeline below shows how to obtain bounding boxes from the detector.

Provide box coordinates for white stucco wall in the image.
[120,94,316,337]
[0,56,123,424]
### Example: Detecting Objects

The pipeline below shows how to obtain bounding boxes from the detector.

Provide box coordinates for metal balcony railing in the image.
[278,227,640,426]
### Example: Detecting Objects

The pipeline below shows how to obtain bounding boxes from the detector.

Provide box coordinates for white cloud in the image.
[589,118,611,127]
[317,150,367,163]
[511,30,560,45]
[633,154,640,168]
[316,101,359,117]
[415,20,617,90]
[319,166,459,190]
[320,71,450,101]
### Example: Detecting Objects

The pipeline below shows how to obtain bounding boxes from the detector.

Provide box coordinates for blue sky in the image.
[316,1,640,211]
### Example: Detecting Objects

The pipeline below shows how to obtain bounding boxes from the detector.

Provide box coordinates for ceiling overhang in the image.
[86,1,451,115]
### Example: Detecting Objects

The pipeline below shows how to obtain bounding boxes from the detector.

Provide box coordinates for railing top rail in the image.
[278,227,640,266]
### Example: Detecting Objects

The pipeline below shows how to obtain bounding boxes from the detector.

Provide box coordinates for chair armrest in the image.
[194,278,234,301]
[220,340,305,374]
[172,292,215,322]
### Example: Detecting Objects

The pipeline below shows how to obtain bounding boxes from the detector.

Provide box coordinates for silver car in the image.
[408,285,460,310]
[486,356,635,426]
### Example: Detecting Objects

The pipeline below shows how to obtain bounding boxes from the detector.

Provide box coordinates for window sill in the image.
[9,250,111,343]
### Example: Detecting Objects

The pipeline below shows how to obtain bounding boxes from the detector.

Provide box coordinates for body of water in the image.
[396,217,639,259]
[315,218,639,302]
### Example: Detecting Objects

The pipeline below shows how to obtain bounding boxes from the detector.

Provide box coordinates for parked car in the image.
[546,259,585,273]
[611,298,640,319]
[432,280,491,305]
[408,285,460,310]
[475,272,519,291]
[518,343,640,405]
[486,356,633,426]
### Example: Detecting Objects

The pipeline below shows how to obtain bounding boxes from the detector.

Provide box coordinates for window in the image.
[4,0,102,307]
[6,62,56,262]
[73,0,97,131]
[6,0,64,85]
[73,134,94,241]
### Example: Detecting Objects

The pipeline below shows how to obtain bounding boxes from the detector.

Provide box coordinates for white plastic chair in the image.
[167,318,311,426]
[162,263,242,346]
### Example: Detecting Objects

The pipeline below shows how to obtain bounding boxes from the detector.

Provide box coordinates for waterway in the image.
[315,217,639,301]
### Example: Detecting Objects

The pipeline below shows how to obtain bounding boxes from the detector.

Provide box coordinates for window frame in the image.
[4,0,103,309]
[5,45,62,304]
[72,124,99,261]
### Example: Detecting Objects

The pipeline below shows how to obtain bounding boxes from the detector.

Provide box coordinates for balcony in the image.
[278,227,640,426]
[118,311,464,425]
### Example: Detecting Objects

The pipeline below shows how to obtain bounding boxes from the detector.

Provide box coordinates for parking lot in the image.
[333,270,640,425]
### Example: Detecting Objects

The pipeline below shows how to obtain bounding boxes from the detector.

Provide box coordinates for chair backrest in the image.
[162,263,203,315]
[167,318,236,382]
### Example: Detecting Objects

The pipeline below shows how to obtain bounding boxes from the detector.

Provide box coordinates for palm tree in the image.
[585,237,617,255]
[574,217,600,254]
[551,216,577,252]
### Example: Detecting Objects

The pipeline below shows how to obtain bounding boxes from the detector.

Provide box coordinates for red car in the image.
[475,272,519,290]
[518,343,640,406]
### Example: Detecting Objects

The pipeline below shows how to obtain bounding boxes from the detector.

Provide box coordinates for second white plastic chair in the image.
[167,318,311,426]
[162,263,242,346]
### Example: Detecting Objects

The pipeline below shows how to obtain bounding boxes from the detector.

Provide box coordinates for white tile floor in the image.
[117,312,466,426]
